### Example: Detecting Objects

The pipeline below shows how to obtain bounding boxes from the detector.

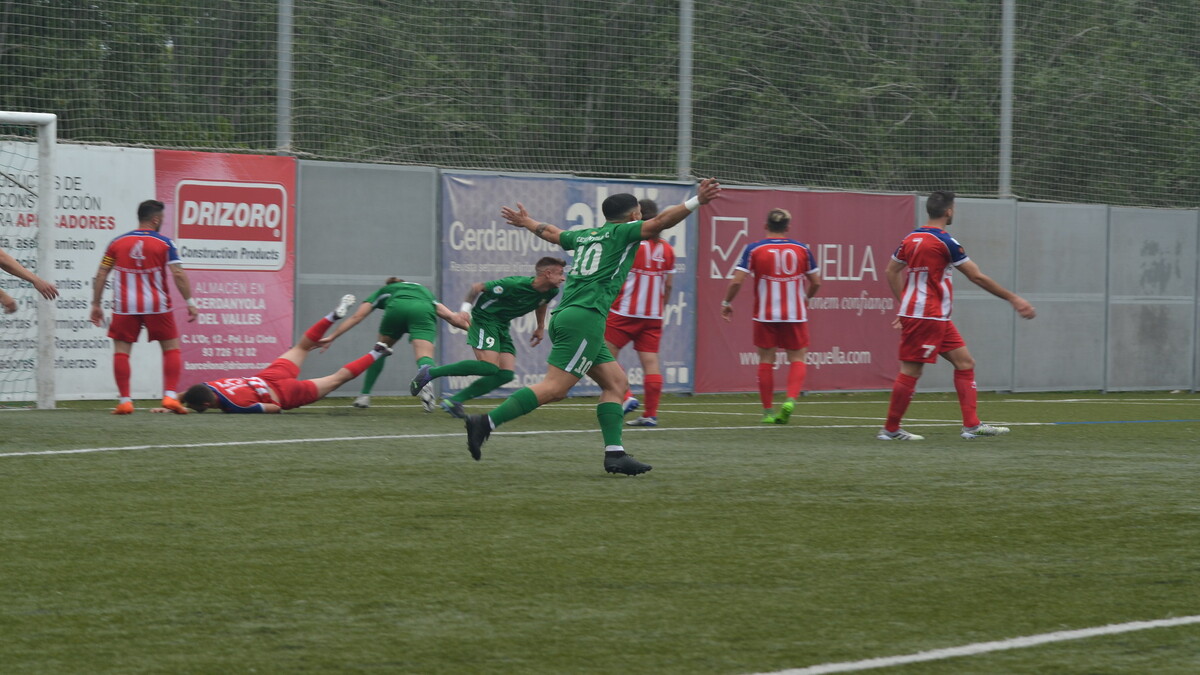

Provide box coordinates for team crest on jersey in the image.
[493,286,503,294]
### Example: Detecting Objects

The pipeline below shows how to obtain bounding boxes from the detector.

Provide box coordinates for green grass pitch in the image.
[2,392,1198,673]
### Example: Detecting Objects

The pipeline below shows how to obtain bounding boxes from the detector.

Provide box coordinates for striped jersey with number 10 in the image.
[610,238,675,319]
[734,238,819,323]
[100,229,183,315]
[892,226,970,321]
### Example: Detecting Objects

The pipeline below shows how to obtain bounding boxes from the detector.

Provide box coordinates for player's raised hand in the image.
[697,177,722,204]
[501,202,536,229]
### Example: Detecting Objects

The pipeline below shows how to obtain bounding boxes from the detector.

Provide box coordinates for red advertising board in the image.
[695,189,915,392]
[154,150,296,384]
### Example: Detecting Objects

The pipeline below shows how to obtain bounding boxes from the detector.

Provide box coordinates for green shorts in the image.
[547,306,614,377]
[378,299,438,343]
[466,315,515,355]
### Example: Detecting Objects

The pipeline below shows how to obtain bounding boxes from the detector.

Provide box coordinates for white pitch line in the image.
[0,421,1053,459]
[750,615,1200,675]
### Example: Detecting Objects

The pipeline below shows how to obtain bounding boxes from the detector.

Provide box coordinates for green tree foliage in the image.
[0,0,1196,207]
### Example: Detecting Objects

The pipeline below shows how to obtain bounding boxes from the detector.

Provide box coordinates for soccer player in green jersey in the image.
[409,256,567,418]
[463,178,721,475]
[319,278,469,410]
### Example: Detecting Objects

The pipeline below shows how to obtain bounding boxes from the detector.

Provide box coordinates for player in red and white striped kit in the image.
[879,191,1036,441]
[604,199,676,427]
[90,200,198,415]
[721,208,822,424]
[174,294,387,414]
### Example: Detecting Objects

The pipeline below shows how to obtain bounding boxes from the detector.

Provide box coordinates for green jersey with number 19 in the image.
[556,220,644,315]
[474,276,559,322]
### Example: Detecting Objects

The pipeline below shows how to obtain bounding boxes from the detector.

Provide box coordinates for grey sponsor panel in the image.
[1014,204,1108,390]
[1107,207,1197,391]
[1014,296,1106,391]
[295,161,440,395]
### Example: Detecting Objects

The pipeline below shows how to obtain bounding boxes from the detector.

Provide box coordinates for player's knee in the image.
[495,369,514,385]
[477,361,500,377]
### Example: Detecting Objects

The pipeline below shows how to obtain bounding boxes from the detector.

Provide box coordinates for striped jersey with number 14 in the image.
[892,226,970,321]
[735,238,818,323]
[611,238,675,319]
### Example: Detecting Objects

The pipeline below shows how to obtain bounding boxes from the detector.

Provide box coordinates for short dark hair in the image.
[137,199,164,223]
[535,256,566,273]
[180,383,217,412]
[766,208,791,233]
[385,276,404,284]
[638,198,659,220]
[926,191,956,219]
[602,193,639,221]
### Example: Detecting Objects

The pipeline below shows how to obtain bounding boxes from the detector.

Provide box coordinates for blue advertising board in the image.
[439,172,695,398]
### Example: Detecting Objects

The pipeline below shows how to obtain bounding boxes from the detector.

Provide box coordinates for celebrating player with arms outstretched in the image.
[462,178,721,475]
[879,190,1036,440]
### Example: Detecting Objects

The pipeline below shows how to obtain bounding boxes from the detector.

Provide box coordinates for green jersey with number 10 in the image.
[556,220,644,315]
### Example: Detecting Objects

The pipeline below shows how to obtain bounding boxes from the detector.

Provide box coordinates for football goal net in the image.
[0,112,56,408]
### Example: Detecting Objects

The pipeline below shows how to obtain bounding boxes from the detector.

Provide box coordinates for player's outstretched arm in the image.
[0,247,57,300]
[436,302,471,330]
[320,301,373,347]
[501,203,563,245]
[0,289,17,314]
[642,178,721,239]
[957,260,1036,319]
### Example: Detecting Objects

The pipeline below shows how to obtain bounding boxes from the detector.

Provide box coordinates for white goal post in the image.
[0,111,56,408]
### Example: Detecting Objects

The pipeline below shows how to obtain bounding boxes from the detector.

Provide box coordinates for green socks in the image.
[487,386,540,427]
[597,401,624,447]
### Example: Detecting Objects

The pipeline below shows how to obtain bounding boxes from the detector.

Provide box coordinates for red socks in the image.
[786,361,806,399]
[643,374,664,417]
[757,363,775,409]
[885,373,918,432]
[954,368,980,428]
[343,352,378,378]
[304,317,334,343]
[162,348,182,393]
[114,352,131,398]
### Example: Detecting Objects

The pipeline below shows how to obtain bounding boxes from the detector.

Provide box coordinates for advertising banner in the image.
[696,189,915,393]
[440,173,694,398]
[155,150,296,387]
[0,144,159,400]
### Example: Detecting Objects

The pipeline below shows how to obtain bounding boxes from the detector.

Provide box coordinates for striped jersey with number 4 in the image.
[101,229,183,315]
[892,226,969,321]
[735,238,818,322]
[611,239,675,319]
[472,276,559,321]
[557,220,644,315]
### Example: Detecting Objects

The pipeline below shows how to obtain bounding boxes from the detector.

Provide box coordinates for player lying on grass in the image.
[163,295,392,414]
